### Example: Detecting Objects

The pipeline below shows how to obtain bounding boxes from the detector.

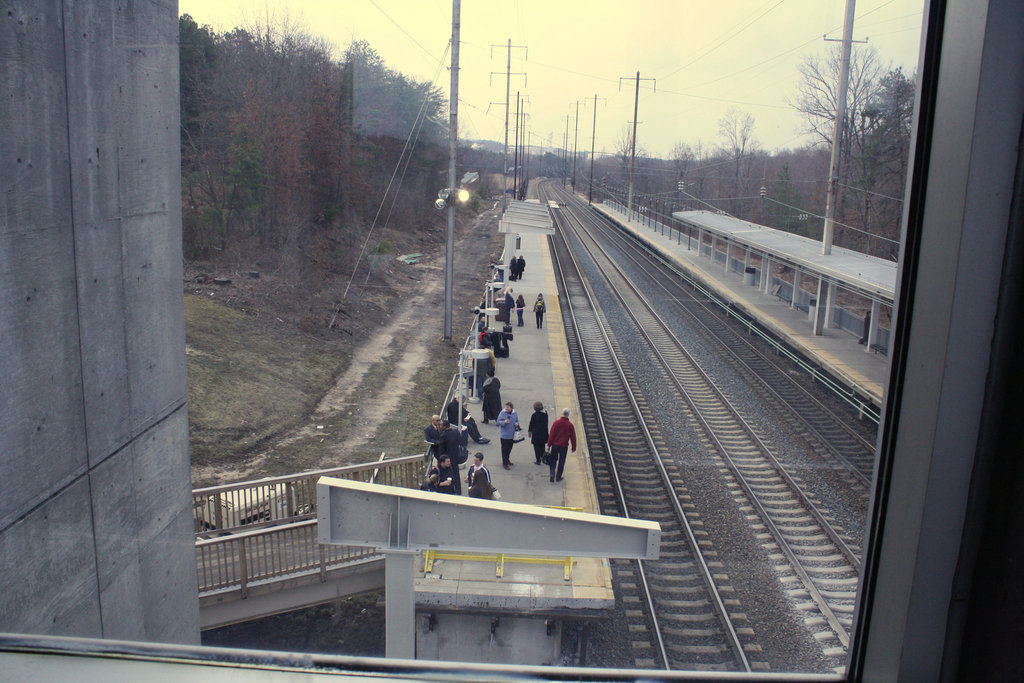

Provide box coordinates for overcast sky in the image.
[178,0,925,159]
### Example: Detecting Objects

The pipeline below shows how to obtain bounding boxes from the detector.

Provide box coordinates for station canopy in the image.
[499,199,555,236]
[674,210,897,303]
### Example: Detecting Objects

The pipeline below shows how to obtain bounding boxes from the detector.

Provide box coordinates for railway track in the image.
[549,197,755,672]
[542,182,865,669]
[574,193,877,488]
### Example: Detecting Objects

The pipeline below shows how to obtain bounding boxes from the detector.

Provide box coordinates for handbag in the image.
[512,427,525,442]
[542,448,554,466]
[491,486,501,501]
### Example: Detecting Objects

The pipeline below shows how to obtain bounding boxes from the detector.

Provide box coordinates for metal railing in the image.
[193,455,423,596]
[196,519,380,596]
[192,455,423,536]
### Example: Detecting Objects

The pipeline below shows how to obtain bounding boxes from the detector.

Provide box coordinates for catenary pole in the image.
[571,100,579,192]
[513,91,521,200]
[618,72,654,219]
[821,0,856,255]
[587,94,605,204]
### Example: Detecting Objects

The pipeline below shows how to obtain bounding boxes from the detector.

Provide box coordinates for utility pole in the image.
[513,91,521,200]
[619,71,655,220]
[571,100,580,192]
[587,94,606,204]
[443,0,460,341]
[490,40,526,212]
[562,116,569,187]
[821,0,859,255]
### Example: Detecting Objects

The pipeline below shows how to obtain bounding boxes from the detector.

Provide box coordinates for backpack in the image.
[534,299,545,313]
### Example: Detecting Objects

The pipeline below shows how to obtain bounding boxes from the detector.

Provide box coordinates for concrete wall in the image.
[0,2,198,643]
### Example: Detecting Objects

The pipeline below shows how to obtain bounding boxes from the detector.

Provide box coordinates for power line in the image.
[660,0,788,80]
[364,0,442,65]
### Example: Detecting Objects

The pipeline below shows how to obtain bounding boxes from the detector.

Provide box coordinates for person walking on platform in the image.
[427,454,460,495]
[496,401,521,470]
[423,415,442,463]
[480,369,502,423]
[516,254,526,280]
[515,294,526,327]
[465,452,491,490]
[447,395,489,444]
[534,293,546,329]
[528,401,549,465]
[546,408,577,483]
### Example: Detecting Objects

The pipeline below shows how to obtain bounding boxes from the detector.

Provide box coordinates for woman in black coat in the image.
[480,370,502,423]
[527,401,549,465]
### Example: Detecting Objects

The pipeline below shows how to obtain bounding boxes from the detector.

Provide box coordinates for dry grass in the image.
[185,294,347,470]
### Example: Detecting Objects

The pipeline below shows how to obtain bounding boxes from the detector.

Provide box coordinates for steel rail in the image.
[544,186,752,672]
[572,194,876,485]
[553,184,856,649]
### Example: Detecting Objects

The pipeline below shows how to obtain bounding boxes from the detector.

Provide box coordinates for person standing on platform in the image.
[496,401,521,470]
[447,395,489,444]
[465,452,491,490]
[480,369,502,424]
[468,470,495,499]
[515,294,526,327]
[423,415,442,463]
[528,401,549,465]
[503,287,515,326]
[438,420,467,468]
[427,454,460,495]
[534,293,546,329]
[516,254,526,280]
[546,408,577,483]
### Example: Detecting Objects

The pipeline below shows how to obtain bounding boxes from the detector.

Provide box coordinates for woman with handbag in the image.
[496,401,521,470]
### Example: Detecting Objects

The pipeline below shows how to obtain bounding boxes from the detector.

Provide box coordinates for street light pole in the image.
[444,0,460,341]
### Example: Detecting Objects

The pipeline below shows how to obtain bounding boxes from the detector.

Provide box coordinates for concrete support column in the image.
[0,1,197,643]
[384,551,418,659]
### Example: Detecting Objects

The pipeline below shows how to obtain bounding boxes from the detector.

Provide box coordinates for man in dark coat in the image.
[423,414,442,463]
[438,420,467,468]
[447,395,489,444]
[527,401,549,465]
[480,370,502,423]
[427,454,460,495]
[516,254,526,279]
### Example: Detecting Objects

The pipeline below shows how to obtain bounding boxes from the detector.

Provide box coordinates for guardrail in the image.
[192,455,424,536]
[196,519,380,596]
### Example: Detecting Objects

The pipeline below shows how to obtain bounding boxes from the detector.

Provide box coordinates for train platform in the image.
[413,202,611,665]
[592,201,889,409]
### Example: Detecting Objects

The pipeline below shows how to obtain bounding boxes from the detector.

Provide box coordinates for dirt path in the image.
[192,204,504,483]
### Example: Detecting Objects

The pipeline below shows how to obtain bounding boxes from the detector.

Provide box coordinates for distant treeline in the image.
[584,49,914,260]
[179,14,469,272]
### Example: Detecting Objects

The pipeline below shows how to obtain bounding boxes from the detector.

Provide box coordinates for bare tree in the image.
[717,107,758,215]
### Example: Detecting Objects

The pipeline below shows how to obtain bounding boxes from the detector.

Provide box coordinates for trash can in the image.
[743,267,756,286]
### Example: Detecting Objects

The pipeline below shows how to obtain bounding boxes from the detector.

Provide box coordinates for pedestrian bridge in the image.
[193,455,423,629]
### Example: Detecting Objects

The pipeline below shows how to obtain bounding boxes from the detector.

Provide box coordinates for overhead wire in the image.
[337,39,451,316]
